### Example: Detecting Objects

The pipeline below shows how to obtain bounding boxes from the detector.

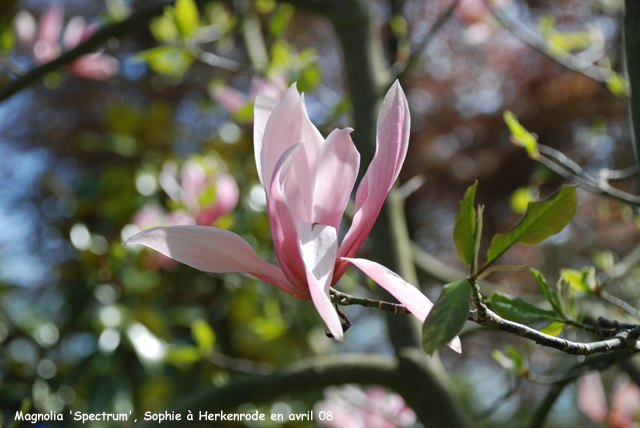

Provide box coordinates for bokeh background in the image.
[0,0,637,426]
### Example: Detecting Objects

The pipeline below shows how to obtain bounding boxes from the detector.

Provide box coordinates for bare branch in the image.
[393,0,461,82]
[484,0,619,88]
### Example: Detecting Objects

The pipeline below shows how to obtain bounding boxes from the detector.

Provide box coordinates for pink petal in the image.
[283,94,325,222]
[267,143,308,290]
[62,16,85,49]
[196,173,239,225]
[38,5,64,47]
[69,54,119,80]
[260,83,301,193]
[159,160,181,200]
[337,81,410,263]
[249,75,285,101]
[209,84,247,114]
[124,225,308,299]
[341,257,462,353]
[312,128,360,230]
[253,92,280,187]
[298,222,342,340]
[341,257,431,322]
[180,158,208,211]
[577,371,608,423]
[13,11,37,48]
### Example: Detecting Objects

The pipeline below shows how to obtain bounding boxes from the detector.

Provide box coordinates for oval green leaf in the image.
[174,0,199,37]
[422,280,471,356]
[486,185,577,267]
[487,291,558,322]
[453,180,478,267]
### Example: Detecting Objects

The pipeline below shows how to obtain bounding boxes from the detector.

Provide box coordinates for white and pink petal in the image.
[124,225,308,299]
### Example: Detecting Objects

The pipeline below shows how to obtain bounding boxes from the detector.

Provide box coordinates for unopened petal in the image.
[260,83,301,193]
[338,81,410,262]
[254,92,280,187]
[62,16,85,49]
[312,128,360,230]
[267,143,308,289]
[124,225,309,299]
[298,223,342,340]
[38,5,64,47]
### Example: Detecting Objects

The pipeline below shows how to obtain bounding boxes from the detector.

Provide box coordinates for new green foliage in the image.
[487,291,558,322]
[453,180,479,267]
[422,280,471,355]
[486,186,577,267]
[503,111,539,159]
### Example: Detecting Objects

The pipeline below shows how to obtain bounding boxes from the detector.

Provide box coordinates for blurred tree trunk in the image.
[625,0,640,169]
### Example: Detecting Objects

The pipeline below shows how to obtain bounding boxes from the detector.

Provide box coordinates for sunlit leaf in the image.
[487,291,558,322]
[561,267,596,293]
[297,65,321,93]
[503,110,539,159]
[606,72,627,98]
[453,180,478,267]
[486,186,577,266]
[390,15,407,38]
[422,280,471,356]
[539,320,565,336]
[510,186,536,214]
[166,345,201,364]
[135,46,194,78]
[492,345,528,376]
[191,319,215,353]
[150,15,179,43]
[174,0,199,37]
[269,4,294,37]
[531,269,567,317]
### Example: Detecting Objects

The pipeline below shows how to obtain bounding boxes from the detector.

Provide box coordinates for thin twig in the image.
[475,377,522,419]
[472,308,640,355]
[536,143,640,205]
[330,287,412,315]
[598,289,640,319]
[485,0,618,88]
[0,0,212,104]
[393,0,461,82]
[197,49,256,74]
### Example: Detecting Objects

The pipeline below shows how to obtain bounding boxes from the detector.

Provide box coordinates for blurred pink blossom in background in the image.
[13,5,119,80]
[314,385,416,428]
[577,371,640,428]
[209,73,288,115]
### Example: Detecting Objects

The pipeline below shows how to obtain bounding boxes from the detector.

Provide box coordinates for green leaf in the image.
[191,319,215,353]
[453,180,478,267]
[297,65,321,93]
[486,185,577,266]
[492,345,528,375]
[503,111,539,159]
[561,267,596,293]
[174,0,199,37]
[422,280,471,355]
[531,269,566,317]
[166,345,201,364]
[135,46,194,78]
[269,4,294,37]
[539,320,565,336]
[150,15,179,43]
[487,291,558,322]
[510,186,536,214]
[606,72,627,98]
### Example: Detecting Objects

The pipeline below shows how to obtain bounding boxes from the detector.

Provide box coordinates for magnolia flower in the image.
[13,5,119,80]
[209,73,288,115]
[126,81,448,344]
[315,385,416,428]
[159,157,240,226]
